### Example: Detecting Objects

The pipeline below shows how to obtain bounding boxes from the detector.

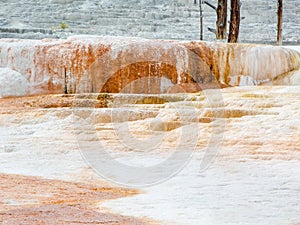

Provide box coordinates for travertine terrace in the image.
[0,37,299,224]
[0,86,300,224]
[0,36,299,97]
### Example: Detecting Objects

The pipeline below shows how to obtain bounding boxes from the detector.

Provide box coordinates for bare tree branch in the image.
[204,1,217,11]
[208,27,217,34]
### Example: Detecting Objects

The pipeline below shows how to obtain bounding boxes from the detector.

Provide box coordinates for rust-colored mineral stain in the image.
[99,60,217,94]
[0,174,150,225]
[33,41,110,94]
[100,61,179,93]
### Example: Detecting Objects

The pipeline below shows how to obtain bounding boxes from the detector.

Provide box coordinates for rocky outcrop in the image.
[0,36,299,97]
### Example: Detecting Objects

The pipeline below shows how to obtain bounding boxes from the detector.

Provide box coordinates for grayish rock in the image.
[0,0,299,43]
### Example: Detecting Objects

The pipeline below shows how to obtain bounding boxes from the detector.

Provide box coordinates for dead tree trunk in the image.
[200,0,203,40]
[204,0,227,39]
[216,0,227,39]
[228,0,241,43]
[277,0,283,45]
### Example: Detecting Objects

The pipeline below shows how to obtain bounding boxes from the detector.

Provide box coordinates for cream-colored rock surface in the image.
[0,36,299,96]
[0,67,28,98]
[0,86,299,224]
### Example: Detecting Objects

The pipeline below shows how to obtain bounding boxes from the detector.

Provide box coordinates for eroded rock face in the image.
[208,43,300,86]
[0,36,299,97]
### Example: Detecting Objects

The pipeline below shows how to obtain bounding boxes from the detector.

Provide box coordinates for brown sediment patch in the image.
[0,94,74,110]
[0,94,114,110]
[0,173,153,224]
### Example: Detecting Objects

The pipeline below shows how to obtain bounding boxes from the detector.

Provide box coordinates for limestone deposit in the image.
[0,67,28,98]
[0,86,299,224]
[0,36,299,97]
[1,1,300,223]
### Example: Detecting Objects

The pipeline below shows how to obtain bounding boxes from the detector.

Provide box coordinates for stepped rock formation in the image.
[0,86,299,224]
[0,0,299,43]
[0,36,299,97]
